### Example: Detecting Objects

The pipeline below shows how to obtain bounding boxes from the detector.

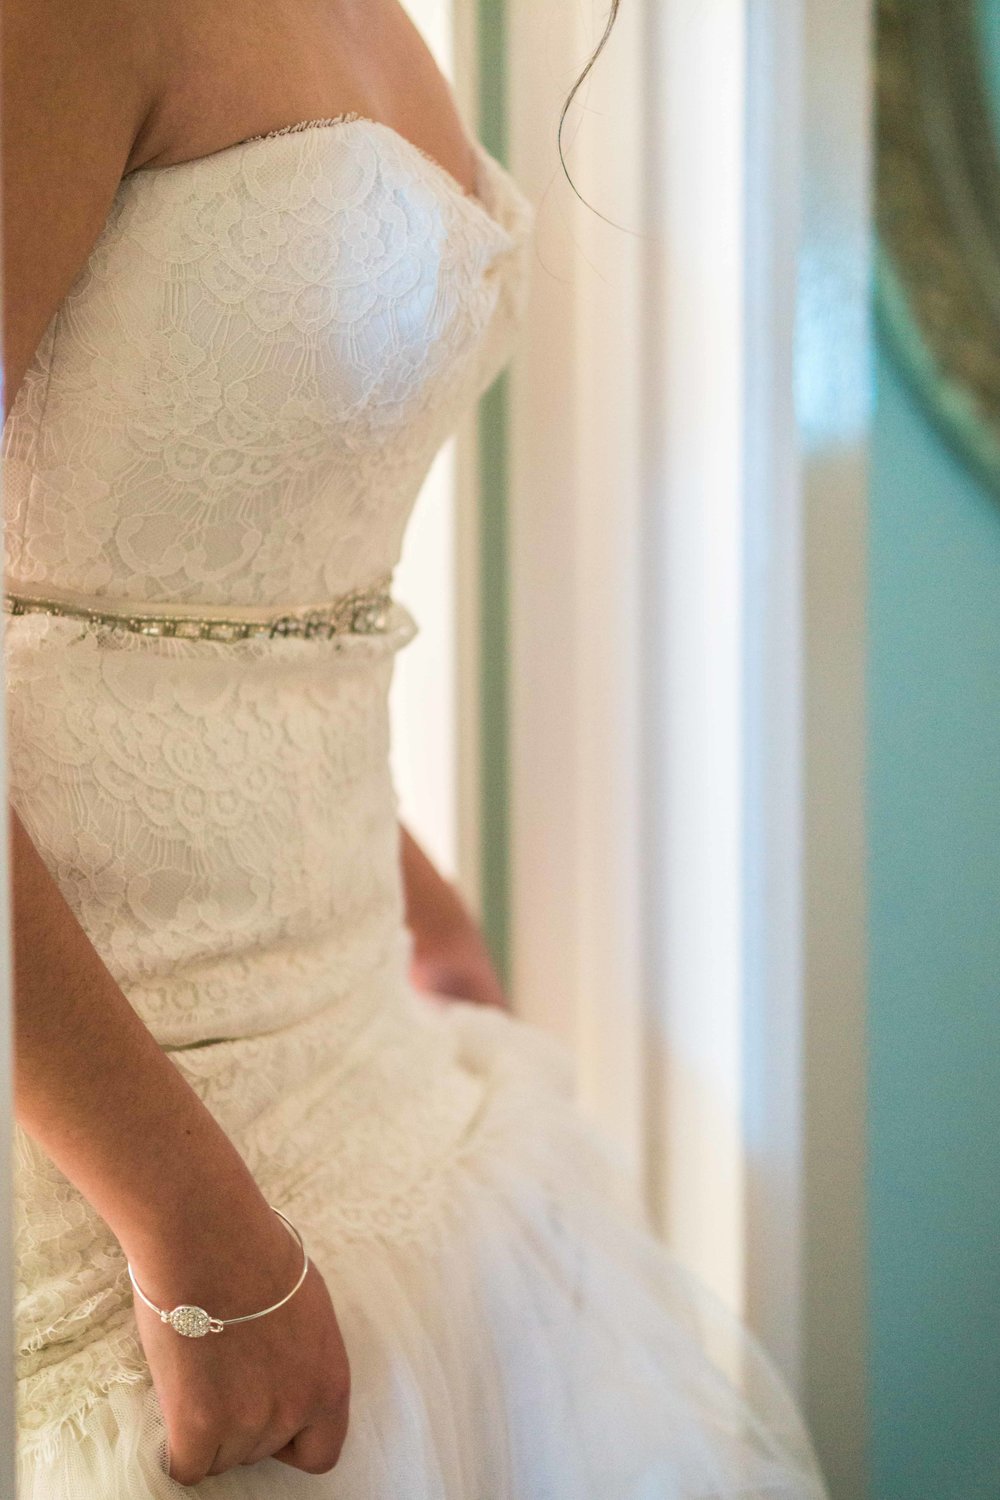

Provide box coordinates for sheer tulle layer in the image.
[18,999,828,1500]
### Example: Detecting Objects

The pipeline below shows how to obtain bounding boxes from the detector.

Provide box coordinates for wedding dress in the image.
[4,115,830,1498]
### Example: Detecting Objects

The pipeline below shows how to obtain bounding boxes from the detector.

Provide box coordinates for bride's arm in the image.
[10,809,301,1303]
[2,0,291,1290]
[4,2,348,1483]
[10,810,352,1486]
[399,821,509,1008]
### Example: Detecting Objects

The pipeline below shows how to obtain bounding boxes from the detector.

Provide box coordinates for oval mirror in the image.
[878,0,1000,496]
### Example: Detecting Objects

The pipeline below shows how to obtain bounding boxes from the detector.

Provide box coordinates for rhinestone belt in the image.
[2,574,395,642]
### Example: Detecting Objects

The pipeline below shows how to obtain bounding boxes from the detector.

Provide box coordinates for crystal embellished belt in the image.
[2,574,395,642]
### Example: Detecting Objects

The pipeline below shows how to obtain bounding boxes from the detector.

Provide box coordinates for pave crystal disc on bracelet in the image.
[163,1306,224,1338]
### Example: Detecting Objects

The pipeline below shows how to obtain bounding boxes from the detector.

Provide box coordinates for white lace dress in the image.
[4,118,830,1499]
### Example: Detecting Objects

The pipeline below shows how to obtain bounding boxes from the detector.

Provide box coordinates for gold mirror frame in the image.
[877,0,1000,495]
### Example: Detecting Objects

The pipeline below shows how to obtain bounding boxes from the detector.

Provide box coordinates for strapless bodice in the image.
[2,118,533,611]
[1,117,534,1059]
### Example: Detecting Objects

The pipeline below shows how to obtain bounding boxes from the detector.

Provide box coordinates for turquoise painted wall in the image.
[868,338,1000,1499]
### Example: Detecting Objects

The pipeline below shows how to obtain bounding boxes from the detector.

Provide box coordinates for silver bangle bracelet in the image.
[126,1206,310,1338]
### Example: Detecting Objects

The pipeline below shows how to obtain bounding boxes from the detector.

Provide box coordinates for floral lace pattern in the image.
[5,121,534,1441]
[3,120,533,608]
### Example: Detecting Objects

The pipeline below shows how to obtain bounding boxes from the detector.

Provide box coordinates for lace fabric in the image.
[6,120,830,1498]
[3,119,532,608]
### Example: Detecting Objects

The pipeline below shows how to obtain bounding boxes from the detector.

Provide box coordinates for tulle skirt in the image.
[16,994,829,1500]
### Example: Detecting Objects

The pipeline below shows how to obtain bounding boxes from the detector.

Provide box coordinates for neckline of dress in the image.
[120,113,521,241]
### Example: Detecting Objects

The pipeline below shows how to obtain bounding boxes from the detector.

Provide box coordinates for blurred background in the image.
[388,3,1000,1499]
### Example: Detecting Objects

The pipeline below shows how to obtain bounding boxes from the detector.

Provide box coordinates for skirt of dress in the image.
[15,991,830,1500]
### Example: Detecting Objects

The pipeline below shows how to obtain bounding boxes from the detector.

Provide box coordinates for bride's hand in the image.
[130,1209,350,1486]
[409,915,509,1010]
[400,823,510,1009]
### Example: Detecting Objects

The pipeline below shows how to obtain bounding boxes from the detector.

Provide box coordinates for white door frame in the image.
[505,0,751,1315]
[501,4,872,1492]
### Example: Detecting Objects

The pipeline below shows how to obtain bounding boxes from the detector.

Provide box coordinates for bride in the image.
[4,0,830,1494]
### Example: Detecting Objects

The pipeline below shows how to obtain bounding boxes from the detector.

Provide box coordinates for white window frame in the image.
[505,0,751,1317]
[501,5,872,1493]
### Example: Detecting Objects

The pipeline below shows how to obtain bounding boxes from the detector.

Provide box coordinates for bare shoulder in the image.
[1,0,167,409]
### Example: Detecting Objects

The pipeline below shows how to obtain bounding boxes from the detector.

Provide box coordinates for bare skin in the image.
[123,0,478,192]
[400,827,509,1010]
[4,0,501,1484]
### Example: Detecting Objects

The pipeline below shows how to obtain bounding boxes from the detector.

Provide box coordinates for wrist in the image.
[121,1183,302,1322]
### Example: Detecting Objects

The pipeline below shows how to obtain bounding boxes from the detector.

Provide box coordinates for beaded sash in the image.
[3,573,395,642]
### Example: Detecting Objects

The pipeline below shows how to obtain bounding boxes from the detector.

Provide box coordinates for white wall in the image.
[389,1,461,881]
[389,440,460,878]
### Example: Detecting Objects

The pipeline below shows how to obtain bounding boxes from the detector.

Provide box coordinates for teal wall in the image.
[980,0,1000,138]
[868,338,1000,1499]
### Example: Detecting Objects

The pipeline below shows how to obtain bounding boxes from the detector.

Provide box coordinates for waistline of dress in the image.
[3,572,397,642]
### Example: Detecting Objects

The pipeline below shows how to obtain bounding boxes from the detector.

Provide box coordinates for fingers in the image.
[169,1416,347,1482]
[168,1414,285,1483]
[237,1424,299,1469]
[239,1372,350,1471]
[165,1433,219,1488]
[271,1414,350,1476]
[209,1409,306,1475]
